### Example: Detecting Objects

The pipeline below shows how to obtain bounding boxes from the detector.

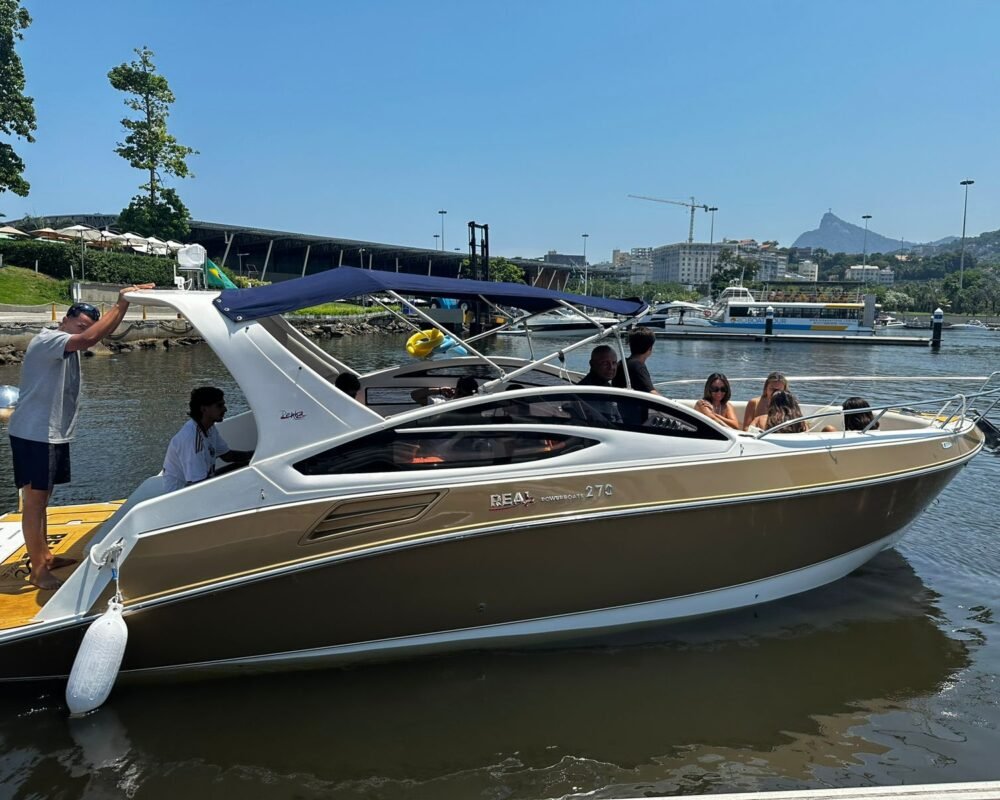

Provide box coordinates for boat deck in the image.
[0,501,121,630]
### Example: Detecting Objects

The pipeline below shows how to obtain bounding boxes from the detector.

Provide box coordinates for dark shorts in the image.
[10,435,71,490]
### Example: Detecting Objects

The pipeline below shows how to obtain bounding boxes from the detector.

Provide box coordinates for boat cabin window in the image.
[407,392,728,441]
[294,430,596,475]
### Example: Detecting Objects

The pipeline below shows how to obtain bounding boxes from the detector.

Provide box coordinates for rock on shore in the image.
[0,314,411,362]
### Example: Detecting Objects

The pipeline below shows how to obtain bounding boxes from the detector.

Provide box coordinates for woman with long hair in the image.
[752,389,807,434]
[694,372,740,429]
[742,371,788,430]
[843,396,880,431]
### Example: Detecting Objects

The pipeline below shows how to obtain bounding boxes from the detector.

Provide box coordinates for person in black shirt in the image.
[577,345,619,387]
[613,328,660,396]
[612,328,660,426]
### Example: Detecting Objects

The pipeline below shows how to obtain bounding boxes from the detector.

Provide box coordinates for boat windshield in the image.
[293,389,728,475]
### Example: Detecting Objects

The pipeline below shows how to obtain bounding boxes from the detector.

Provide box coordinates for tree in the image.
[460,256,525,283]
[710,248,758,298]
[108,46,196,235]
[117,186,191,241]
[0,1,36,198]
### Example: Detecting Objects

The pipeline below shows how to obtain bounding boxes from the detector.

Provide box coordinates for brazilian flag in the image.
[204,258,238,289]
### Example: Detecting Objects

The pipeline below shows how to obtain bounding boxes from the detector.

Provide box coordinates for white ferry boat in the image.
[705,286,878,335]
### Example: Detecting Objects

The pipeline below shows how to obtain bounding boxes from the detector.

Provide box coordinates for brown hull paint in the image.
[0,462,964,681]
[92,429,981,607]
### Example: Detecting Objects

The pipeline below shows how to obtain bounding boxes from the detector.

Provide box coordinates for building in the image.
[650,242,723,285]
[542,250,585,267]
[797,260,819,282]
[845,265,894,285]
[612,247,654,285]
[751,243,791,282]
[650,240,791,287]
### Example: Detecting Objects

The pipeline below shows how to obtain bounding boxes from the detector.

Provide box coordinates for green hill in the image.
[0,266,73,305]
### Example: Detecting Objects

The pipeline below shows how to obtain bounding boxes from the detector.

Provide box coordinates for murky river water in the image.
[1,329,999,799]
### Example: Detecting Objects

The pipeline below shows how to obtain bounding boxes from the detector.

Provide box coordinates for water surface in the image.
[1,330,999,799]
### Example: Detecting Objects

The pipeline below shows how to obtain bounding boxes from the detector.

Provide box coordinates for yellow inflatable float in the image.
[405,328,446,358]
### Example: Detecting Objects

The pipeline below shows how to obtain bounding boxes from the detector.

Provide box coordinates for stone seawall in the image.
[0,313,411,366]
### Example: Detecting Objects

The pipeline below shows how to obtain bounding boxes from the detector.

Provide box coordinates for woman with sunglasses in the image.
[8,284,153,589]
[694,373,740,430]
[742,371,788,431]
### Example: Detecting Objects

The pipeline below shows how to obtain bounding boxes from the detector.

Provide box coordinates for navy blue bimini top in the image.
[214,266,648,322]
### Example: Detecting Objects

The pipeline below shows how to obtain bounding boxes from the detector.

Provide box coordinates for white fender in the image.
[66,599,128,716]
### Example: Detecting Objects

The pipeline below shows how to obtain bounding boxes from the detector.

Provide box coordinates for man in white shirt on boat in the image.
[162,387,253,492]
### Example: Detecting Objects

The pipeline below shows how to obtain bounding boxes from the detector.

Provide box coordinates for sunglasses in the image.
[68,302,101,322]
[710,385,727,392]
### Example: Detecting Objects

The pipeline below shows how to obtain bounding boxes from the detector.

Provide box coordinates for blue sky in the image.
[3,0,998,262]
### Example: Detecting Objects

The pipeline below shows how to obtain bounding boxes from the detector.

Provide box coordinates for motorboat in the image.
[499,306,618,336]
[638,300,713,328]
[948,319,994,332]
[876,313,906,329]
[0,267,995,684]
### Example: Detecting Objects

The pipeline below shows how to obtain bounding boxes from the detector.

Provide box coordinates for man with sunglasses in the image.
[8,284,153,590]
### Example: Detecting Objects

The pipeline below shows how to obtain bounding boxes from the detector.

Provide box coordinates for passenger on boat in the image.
[9,287,152,590]
[742,371,788,430]
[752,390,807,434]
[843,396,880,431]
[612,328,659,396]
[577,345,619,387]
[162,387,254,493]
[694,373,740,430]
[612,328,659,426]
[411,376,479,406]
[334,372,362,401]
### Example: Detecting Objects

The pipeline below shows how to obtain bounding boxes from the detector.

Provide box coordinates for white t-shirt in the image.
[162,419,230,492]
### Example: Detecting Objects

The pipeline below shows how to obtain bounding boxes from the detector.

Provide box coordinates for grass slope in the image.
[0,266,72,305]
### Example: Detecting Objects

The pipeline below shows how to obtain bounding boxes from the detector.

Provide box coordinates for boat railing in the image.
[755,384,1000,440]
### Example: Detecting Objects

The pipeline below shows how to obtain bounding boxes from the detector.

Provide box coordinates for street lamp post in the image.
[861,215,872,267]
[581,233,589,295]
[438,209,447,250]
[707,206,718,277]
[959,179,974,291]
[237,252,250,275]
[433,234,440,251]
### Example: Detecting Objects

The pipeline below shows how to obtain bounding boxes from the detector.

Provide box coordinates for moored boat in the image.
[638,300,713,328]
[0,268,994,684]
[948,319,995,332]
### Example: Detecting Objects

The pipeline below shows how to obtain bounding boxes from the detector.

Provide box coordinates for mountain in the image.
[792,212,917,254]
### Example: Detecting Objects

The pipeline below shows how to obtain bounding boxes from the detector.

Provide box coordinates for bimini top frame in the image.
[213,266,650,392]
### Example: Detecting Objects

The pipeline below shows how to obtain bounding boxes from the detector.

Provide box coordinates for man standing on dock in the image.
[8,285,151,590]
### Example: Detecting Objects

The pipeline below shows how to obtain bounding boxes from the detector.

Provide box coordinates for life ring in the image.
[406,329,446,358]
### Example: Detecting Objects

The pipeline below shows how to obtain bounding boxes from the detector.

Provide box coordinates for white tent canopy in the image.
[57,224,102,242]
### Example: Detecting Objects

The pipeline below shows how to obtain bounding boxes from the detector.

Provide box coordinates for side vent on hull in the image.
[306,492,444,542]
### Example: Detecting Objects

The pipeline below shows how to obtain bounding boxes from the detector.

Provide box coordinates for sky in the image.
[3,0,999,264]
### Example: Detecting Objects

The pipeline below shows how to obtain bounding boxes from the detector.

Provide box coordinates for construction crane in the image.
[627,194,713,244]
